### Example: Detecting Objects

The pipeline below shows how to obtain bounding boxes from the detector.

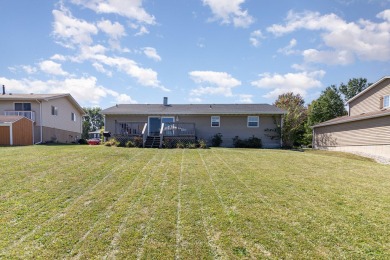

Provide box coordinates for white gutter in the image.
[9,124,13,146]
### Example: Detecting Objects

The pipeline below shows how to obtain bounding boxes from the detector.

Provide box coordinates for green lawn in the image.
[0,145,389,259]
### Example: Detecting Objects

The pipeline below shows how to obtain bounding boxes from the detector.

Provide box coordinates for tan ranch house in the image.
[101,98,286,148]
[313,76,390,159]
[0,87,84,144]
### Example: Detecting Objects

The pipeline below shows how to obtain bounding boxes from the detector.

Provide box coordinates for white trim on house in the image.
[384,95,390,108]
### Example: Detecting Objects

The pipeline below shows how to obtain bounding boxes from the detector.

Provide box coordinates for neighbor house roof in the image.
[0,115,29,124]
[346,76,390,104]
[101,104,286,115]
[0,93,85,115]
[313,109,390,128]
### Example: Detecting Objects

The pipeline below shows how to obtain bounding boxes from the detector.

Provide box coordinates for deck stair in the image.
[144,136,160,148]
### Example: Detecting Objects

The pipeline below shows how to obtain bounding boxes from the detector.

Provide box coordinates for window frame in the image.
[71,112,76,122]
[14,102,31,111]
[51,106,58,116]
[247,116,259,128]
[384,95,390,108]
[211,116,220,127]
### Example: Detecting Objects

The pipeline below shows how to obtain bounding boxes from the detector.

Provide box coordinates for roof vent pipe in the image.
[163,97,168,106]
[2,85,5,95]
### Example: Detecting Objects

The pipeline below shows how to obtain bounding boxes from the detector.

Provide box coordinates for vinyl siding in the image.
[0,100,41,123]
[314,115,390,147]
[41,97,83,133]
[349,79,390,116]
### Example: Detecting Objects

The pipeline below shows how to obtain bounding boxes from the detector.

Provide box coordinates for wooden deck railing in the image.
[161,122,196,137]
[114,122,146,136]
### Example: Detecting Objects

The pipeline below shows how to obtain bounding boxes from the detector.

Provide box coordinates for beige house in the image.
[0,89,84,144]
[102,98,286,148]
[313,76,390,159]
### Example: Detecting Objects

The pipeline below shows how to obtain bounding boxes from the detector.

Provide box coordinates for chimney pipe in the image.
[163,97,168,106]
[2,85,5,95]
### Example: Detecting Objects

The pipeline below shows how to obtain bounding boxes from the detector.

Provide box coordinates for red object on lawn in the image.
[87,139,100,145]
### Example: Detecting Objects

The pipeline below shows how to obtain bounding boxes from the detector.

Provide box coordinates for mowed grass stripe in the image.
[0,147,133,247]
[1,147,151,258]
[212,148,390,258]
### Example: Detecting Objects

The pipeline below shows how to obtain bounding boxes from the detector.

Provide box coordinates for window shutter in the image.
[380,96,384,109]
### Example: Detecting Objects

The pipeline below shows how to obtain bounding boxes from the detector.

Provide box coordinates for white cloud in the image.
[22,65,38,74]
[71,0,155,25]
[251,71,325,99]
[189,97,202,103]
[278,38,298,55]
[97,19,125,39]
[114,93,137,104]
[52,6,98,48]
[189,71,241,97]
[238,94,253,103]
[202,0,254,28]
[134,25,149,36]
[267,10,390,63]
[39,60,69,76]
[50,54,67,61]
[92,62,112,76]
[0,76,136,105]
[249,30,264,47]
[143,47,161,62]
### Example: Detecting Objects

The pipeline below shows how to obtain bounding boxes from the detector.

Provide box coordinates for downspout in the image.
[312,127,315,149]
[9,124,13,146]
[35,99,43,144]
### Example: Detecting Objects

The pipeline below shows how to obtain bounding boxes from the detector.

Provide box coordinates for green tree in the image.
[82,107,104,139]
[307,85,347,126]
[274,92,307,148]
[339,78,371,102]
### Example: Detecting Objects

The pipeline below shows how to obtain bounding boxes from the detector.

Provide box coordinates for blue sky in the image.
[0,0,389,108]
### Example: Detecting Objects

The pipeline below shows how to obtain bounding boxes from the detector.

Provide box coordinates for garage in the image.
[0,116,34,146]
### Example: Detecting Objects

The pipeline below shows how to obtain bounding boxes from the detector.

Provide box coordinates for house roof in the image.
[346,76,390,104]
[313,109,390,128]
[0,93,85,115]
[101,103,286,116]
[0,115,27,124]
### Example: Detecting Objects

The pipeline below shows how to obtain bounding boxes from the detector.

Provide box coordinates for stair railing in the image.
[142,123,148,148]
[159,123,165,148]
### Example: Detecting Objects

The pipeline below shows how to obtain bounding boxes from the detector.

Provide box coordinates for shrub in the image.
[176,141,185,149]
[211,133,223,147]
[126,140,136,147]
[133,136,143,148]
[78,138,88,145]
[186,142,197,149]
[233,135,262,148]
[198,139,208,149]
[104,138,120,147]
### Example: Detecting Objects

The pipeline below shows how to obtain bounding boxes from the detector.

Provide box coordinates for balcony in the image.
[4,111,36,121]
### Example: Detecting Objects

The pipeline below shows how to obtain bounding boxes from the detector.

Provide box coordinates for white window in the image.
[71,112,76,122]
[211,116,220,127]
[384,95,390,108]
[51,106,58,116]
[247,116,259,127]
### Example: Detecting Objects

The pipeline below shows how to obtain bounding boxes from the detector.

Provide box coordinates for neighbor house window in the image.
[71,112,76,122]
[384,95,390,108]
[14,102,31,111]
[211,116,220,127]
[247,116,259,127]
[51,106,58,116]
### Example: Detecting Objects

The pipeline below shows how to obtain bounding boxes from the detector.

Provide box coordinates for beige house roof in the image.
[0,93,85,115]
[313,109,390,128]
